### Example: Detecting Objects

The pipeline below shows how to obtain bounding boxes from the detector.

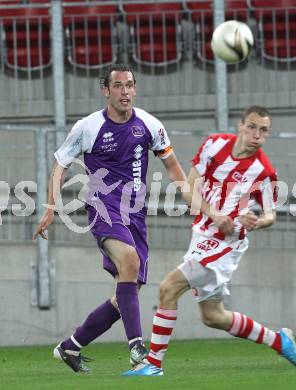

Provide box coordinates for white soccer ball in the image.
[211,20,254,64]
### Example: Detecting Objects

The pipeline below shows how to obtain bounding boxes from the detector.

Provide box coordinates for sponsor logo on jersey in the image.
[131,125,145,138]
[102,132,114,142]
[196,239,219,252]
[232,171,248,183]
[191,250,203,255]
[133,145,143,191]
[101,132,117,152]
[100,143,118,152]
[158,128,166,146]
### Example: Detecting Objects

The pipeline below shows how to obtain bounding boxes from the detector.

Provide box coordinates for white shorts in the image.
[178,231,249,302]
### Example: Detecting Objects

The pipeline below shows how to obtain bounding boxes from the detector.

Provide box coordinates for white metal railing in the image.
[1,1,296,121]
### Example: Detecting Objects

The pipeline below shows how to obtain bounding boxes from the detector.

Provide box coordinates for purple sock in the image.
[61,300,120,351]
[116,282,142,350]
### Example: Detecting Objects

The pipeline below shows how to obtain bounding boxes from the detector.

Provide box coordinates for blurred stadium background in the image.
[0,0,296,347]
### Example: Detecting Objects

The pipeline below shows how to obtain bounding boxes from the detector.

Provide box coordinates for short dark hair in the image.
[100,64,136,88]
[241,106,272,124]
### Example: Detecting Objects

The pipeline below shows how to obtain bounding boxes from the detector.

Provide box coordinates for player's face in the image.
[105,71,136,114]
[238,112,271,152]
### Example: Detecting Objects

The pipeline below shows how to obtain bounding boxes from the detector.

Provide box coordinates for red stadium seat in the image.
[249,0,296,61]
[120,2,183,66]
[185,0,249,62]
[0,5,51,70]
[63,3,118,68]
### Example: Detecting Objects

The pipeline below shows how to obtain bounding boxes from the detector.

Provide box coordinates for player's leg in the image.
[53,291,121,372]
[60,282,144,353]
[199,299,281,350]
[54,236,143,372]
[123,268,190,376]
[147,268,190,366]
[199,299,296,366]
[122,240,220,376]
[59,295,121,351]
[103,238,147,361]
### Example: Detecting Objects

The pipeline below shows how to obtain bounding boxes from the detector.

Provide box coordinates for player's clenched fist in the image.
[239,211,258,231]
[212,215,234,236]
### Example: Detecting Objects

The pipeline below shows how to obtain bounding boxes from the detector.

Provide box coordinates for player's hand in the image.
[33,209,55,240]
[212,215,234,236]
[239,211,258,231]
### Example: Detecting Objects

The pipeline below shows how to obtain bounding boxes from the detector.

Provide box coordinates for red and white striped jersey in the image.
[192,133,277,240]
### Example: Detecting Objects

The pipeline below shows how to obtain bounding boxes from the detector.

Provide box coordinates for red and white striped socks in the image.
[229,312,281,352]
[146,309,282,369]
[147,308,177,368]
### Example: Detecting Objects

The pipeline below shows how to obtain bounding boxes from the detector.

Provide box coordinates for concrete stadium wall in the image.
[0,243,295,347]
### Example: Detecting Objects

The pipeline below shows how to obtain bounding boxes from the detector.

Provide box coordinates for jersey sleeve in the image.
[191,136,214,176]
[54,120,86,168]
[150,124,173,160]
[253,171,278,212]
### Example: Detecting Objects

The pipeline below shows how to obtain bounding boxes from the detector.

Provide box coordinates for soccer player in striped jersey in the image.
[123,105,296,376]
[33,64,188,372]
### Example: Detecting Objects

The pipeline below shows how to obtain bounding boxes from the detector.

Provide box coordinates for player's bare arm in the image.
[161,152,191,204]
[33,162,66,240]
[187,167,234,235]
[255,210,276,229]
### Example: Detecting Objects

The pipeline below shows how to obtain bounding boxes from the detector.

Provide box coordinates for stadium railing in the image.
[0,1,51,70]
[1,1,296,121]
[120,1,184,67]
[2,1,296,71]
[248,0,296,62]
[184,0,250,63]
[63,1,119,69]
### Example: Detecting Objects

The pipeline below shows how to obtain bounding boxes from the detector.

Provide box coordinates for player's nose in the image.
[121,85,129,94]
[253,128,260,138]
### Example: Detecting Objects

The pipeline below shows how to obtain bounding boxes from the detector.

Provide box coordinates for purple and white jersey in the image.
[54,107,172,220]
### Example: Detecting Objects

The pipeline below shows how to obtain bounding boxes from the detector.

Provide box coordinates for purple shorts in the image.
[86,205,149,284]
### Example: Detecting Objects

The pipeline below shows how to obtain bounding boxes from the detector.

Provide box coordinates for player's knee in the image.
[159,278,176,303]
[121,248,140,275]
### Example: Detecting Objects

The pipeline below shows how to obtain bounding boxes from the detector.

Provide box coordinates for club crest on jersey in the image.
[196,239,219,252]
[102,132,114,142]
[131,125,145,138]
[232,171,248,183]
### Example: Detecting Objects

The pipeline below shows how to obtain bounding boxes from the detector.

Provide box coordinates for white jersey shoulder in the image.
[76,109,106,153]
[134,107,171,152]
[194,136,231,177]
[54,110,106,168]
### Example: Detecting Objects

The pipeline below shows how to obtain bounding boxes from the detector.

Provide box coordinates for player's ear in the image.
[101,86,110,98]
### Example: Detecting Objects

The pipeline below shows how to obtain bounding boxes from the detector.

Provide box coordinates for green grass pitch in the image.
[1,339,295,390]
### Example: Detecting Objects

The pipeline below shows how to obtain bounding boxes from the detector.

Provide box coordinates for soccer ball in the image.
[211,20,254,64]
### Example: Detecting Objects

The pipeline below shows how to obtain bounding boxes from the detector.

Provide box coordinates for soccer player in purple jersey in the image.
[33,64,188,372]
